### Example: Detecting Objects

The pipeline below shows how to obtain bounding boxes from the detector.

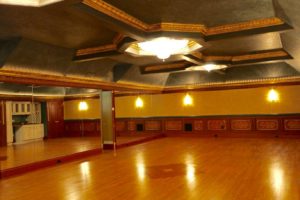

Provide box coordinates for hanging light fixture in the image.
[78,101,88,111]
[135,96,144,108]
[183,93,193,106]
[0,0,62,7]
[267,89,279,102]
[125,37,202,60]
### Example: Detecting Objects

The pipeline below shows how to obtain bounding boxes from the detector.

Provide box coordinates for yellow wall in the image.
[64,99,101,120]
[115,85,300,118]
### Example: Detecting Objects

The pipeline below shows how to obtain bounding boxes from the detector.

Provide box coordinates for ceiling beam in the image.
[0,69,163,92]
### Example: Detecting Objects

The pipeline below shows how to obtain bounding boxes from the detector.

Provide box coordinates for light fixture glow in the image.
[183,94,193,106]
[138,37,189,60]
[135,97,144,108]
[0,0,62,6]
[267,89,279,102]
[186,64,227,72]
[126,38,202,60]
[78,101,88,111]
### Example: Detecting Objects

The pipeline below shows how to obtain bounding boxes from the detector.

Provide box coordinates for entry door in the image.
[47,100,64,138]
[0,101,7,146]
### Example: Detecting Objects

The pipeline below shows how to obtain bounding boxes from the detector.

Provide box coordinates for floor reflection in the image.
[270,162,284,198]
[136,153,145,181]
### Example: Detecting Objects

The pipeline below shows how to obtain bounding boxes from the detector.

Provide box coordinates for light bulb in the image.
[135,97,143,108]
[183,94,193,106]
[78,101,88,111]
[267,89,279,102]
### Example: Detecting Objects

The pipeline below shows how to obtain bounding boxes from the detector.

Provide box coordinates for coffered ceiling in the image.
[0,0,299,92]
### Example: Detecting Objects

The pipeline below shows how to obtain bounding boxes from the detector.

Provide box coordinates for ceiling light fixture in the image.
[0,0,62,6]
[186,64,227,72]
[138,37,188,60]
[126,37,202,60]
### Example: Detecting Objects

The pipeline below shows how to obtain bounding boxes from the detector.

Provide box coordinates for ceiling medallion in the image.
[125,37,202,60]
[186,64,228,72]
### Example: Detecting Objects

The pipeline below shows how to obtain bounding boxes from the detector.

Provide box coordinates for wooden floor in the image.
[1,137,300,200]
[0,135,160,171]
[0,137,101,170]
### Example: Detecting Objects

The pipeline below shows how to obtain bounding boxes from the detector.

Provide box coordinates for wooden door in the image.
[0,101,7,146]
[47,100,64,138]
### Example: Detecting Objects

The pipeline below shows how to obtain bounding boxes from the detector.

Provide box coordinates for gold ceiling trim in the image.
[75,34,124,56]
[163,76,300,91]
[82,0,148,31]
[187,49,290,63]
[76,44,117,56]
[144,61,190,72]
[0,69,163,92]
[232,50,289,62]
[206,17,284,35]
[148,23,206,33]
[83,0,286,35]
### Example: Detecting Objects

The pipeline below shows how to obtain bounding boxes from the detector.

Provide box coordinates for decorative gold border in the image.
[185,49,290,64]
[0,69,163,92]
[82,0,287,36]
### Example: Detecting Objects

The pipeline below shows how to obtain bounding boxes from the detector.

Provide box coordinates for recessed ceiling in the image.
[0,0,299,91]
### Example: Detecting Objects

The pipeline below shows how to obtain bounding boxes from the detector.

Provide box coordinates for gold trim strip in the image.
[232,50,288,62]
[206,18,284,35]
[82,1,286,36]
[82,0,148,31]
[76,44,117,56]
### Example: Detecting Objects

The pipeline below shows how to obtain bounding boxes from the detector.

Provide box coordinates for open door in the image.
[0,101,7,146]
[47,100,64,138]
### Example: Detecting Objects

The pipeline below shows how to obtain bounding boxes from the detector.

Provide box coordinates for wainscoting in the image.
[64,119,101,137]
[115,115,300,138]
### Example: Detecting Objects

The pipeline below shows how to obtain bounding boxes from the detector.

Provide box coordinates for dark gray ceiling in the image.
[0,0,299,90]
[0,0,117,49]
[104,0,275,26]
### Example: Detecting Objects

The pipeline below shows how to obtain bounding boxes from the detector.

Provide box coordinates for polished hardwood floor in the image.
[0,135,161,171]
[1,137,300,200]
[0,137,101,170]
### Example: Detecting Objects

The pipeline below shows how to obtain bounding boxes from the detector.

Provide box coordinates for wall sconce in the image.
[78,101,88,111]
[267,89,279,102]
[135,96,144,108]
[183,93,193,106]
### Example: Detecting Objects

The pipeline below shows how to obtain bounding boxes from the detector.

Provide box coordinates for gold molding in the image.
[186,49,290,64]
[0,69,163,92]
[76,34,124,56]
[82,0,148,31]
[148,23,206,33]
[143,61,190,72]
[76,44,117,56]
[82,0,287,36]
[163,76,300,91]
[206,18,284,35]
[232,50,289,62]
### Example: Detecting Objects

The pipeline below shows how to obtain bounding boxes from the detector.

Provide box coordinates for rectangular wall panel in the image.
[284,119,300,130]
[194,120,204,131]
[207,120,227,130]
[116,121,126,132]
[256,119,279,130]
[145,120,161,131]
[165,120,183,131]
[231,119,252,131]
